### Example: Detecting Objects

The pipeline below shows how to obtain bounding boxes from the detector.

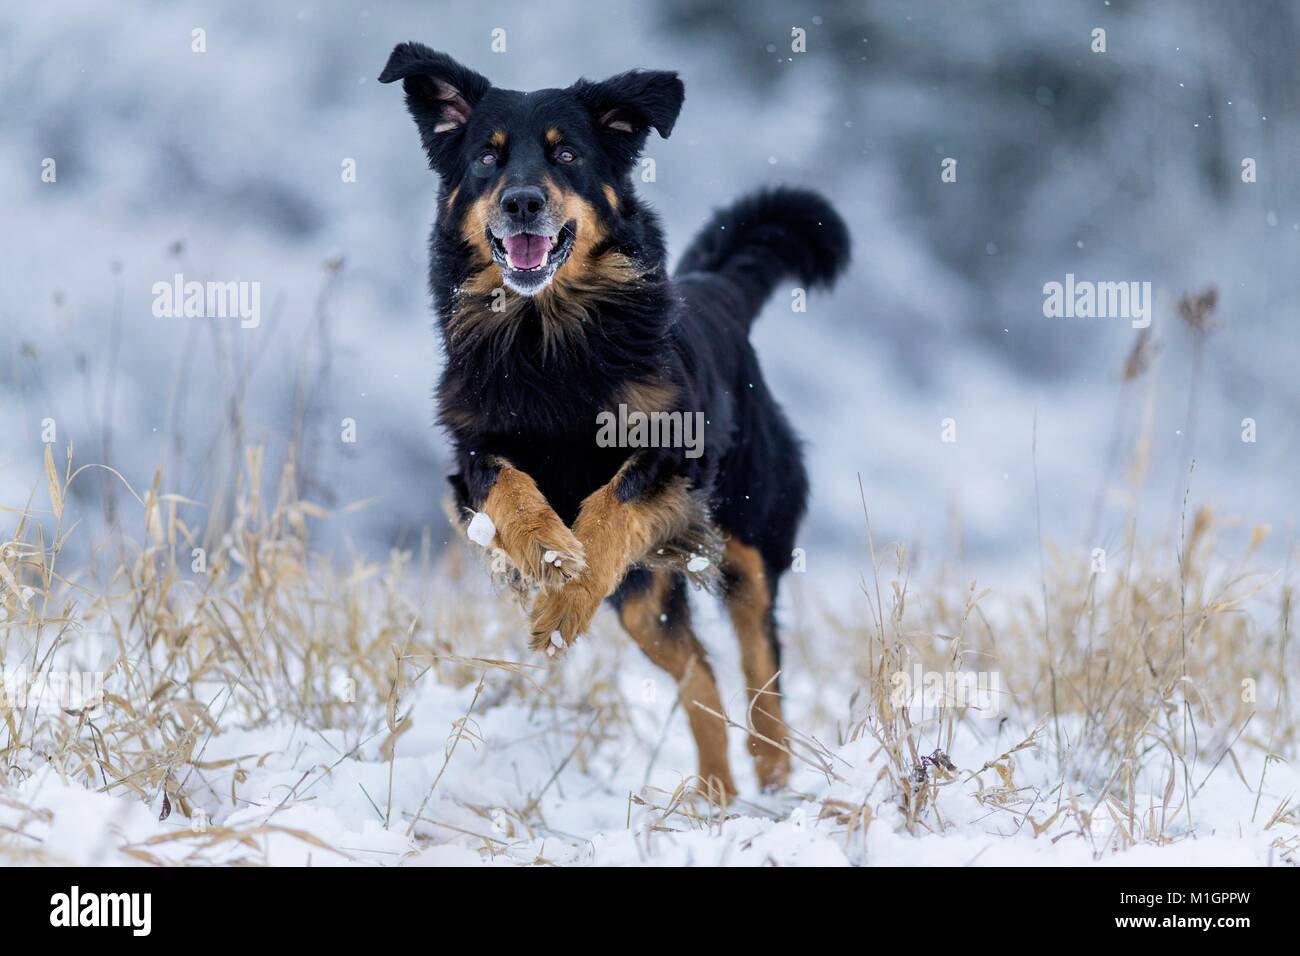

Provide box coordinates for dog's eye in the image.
[478,152,497,167]
[556,147,577,165]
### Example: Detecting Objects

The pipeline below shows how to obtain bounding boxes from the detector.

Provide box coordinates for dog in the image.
[380,43,849,797]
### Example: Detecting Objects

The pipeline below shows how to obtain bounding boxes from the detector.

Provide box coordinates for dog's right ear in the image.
[379,43,490,166]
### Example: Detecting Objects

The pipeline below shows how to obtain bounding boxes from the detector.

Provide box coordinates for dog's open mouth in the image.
[489,222,576,293]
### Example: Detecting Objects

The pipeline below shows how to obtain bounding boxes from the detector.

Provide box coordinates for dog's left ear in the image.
[573,70,684,164]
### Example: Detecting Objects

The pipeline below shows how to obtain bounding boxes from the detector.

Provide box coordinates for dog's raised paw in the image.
[528,528,586,590]
[528,578,601,652]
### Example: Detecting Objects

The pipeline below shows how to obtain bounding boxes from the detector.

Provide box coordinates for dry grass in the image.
[0,428,1295,864]
[818,501,1295,858]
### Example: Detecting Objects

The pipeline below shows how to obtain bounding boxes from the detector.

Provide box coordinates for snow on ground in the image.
[4,569,1295,868]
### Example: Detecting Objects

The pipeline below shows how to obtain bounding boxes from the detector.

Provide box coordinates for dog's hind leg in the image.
[722,538,791,791]
[612,568,736,801]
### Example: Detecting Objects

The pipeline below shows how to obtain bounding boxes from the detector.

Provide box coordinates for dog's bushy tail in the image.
[674,187,850,327]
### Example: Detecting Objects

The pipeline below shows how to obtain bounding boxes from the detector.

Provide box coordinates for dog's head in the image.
[380,43,683,297]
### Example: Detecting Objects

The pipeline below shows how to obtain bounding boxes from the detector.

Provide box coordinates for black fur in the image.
[676,189,850,327]
[380,42,850,625]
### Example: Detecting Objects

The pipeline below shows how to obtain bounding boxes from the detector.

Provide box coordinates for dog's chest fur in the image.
[437,279,672,435]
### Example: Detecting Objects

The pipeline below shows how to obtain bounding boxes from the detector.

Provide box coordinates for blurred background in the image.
[1,0,1296,581]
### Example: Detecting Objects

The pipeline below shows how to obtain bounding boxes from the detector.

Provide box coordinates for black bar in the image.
[0,866,1284,941]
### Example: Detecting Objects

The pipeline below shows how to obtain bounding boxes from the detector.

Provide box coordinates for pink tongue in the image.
[503,233,548,270]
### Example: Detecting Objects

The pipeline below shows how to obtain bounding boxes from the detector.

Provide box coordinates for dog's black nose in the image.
[500,186,547,226]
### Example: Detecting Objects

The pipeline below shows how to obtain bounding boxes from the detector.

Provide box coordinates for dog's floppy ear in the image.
[379,43,490,167]
[573,70,684,165]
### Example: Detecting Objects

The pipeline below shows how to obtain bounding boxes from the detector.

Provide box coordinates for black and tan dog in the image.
[380,43,849,797]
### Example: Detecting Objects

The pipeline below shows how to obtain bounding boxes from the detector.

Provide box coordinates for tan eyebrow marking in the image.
[546,127,562,145]
[489,129,507,148]
[603,184,619,212]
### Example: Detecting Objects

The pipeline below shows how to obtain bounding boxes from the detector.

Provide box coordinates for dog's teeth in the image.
[549,631,564,649]
[550,235,558,249]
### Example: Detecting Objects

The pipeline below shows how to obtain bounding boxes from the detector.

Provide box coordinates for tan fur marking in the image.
[489,129,507,148]
[481,462,586,590]
[619,571,736,799]
[445,186,459,212]
[529,466,696,649]
[459,262,504,296]
[459,181,503,268]
[549,179,608,270]
[602,184,619,212]
[723,539,790,789]
[546,127,562,145]
[617,378,680,417]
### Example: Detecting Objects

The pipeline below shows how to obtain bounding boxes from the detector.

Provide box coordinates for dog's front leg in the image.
[466,456,586,591]
[529,455,695,651]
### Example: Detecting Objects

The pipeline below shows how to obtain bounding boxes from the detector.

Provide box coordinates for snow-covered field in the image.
[9,683,1295,867]
[5,600,1296,866]
[2,462,1295,867]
